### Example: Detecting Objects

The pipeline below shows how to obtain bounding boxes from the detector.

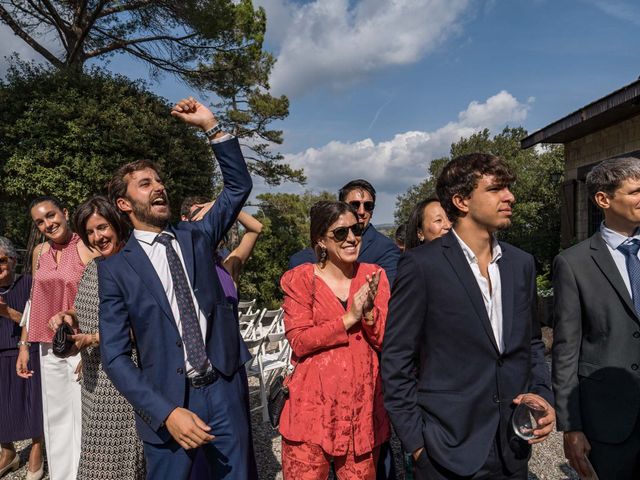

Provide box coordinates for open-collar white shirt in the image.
[134,227,209,375]
[452,229,504,353]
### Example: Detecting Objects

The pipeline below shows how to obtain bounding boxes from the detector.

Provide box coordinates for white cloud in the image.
[260,0,471,96]
[283,91,531,197]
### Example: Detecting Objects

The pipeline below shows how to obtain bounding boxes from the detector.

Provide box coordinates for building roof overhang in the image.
[521,78,640,149]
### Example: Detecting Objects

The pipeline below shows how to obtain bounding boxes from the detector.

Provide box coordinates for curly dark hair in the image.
[436,153,515,222]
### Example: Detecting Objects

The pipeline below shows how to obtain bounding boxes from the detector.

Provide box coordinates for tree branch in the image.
[67,0,108,65]
[0,5,63,68]
[97,0,155,18]
[85,32,198,58]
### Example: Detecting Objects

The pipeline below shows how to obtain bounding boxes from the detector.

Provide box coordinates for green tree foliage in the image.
[197,13,305,185]
[0,64,216,248]
[0,0,264,77]
[0,0,301,187]
[238,191,336,308]
[395,127,564,271]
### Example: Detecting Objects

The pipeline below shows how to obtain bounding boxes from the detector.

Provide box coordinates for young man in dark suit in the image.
[98,97,257,479]
[553,157,640,479]
[382,153,555,479]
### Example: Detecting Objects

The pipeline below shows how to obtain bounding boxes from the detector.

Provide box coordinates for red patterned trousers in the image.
[281,437,380,480]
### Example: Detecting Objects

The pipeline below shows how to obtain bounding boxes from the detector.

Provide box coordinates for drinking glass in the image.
[512,395,546,440]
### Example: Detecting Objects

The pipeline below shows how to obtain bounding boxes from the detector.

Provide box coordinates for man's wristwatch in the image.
[203,123,222,139]
[17,340,31,348]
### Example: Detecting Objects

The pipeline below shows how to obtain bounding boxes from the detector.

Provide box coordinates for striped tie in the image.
[618,239,640,316]
[155,233,209,373]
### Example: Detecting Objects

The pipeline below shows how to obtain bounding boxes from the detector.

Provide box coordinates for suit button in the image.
[176,340,183,347]
[492,394,499,403]
[355,335,362,340]
[497,358,504,367]
[177,367,184,374]
[634,332,640,339]
[633,364,639,371]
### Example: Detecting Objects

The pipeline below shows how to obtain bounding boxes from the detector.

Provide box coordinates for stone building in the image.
[522,79,640,247]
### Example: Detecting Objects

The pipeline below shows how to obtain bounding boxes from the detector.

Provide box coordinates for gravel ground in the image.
[2,329,578,479]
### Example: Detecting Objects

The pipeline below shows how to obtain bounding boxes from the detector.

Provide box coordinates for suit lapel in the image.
[441,232,500,353]
[122,235,176,328]
[174,228,195,287]
[498,249,514,351]
[590,232,638,321]
[358,224,374,258]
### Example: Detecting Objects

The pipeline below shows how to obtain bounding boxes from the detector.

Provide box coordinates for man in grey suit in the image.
[553,156,640,479]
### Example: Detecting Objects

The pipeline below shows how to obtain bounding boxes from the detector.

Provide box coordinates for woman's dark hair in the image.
[73,195,131,250]
[29,195,65,215]
[436,153,515,222]
[405,197,441,250]
[309,201,358,260]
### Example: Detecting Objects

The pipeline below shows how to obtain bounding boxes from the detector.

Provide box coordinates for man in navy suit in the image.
[382,153,555,479]
[288,179,401,284]
[98,97,257,479]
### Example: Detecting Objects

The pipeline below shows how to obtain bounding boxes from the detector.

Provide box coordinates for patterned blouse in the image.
[29,233,86,343]
[279,262,391,457]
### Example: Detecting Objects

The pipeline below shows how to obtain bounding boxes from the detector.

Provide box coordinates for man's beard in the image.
[129,195,171,229]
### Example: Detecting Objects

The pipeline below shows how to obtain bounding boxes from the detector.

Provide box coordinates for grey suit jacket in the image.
[552,232,640,443]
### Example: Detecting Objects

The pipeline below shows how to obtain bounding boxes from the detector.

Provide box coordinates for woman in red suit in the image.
[279,201,390,479]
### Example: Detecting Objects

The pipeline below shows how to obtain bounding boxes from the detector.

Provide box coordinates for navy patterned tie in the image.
[155,233,209,373]
[618,239,640,315]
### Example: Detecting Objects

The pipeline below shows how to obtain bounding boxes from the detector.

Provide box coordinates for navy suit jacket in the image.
[288,224,400,285]
[381,231,552,476]
[98,138,252,444]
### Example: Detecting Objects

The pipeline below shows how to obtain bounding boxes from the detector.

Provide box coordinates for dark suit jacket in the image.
[288,224,401,285]
[381,231,552,476]
[552,232,640,444]
[98,138,252,444]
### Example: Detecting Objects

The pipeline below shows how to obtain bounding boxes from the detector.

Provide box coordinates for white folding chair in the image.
[237,298,257,316]
[239,311,262,342]
[246,318,291,423]
[255,308,283,338]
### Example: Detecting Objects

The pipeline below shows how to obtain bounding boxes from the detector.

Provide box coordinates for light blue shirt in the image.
[599,222,640,297]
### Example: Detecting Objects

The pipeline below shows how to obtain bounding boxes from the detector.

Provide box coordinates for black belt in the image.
[189,368,219,388]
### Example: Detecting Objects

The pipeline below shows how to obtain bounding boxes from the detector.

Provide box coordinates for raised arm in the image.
[171,97,252,248]
[223,211,263,284]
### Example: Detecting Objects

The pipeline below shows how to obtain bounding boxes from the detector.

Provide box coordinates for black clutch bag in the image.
[52,322,75,357]
[267,373,290,428]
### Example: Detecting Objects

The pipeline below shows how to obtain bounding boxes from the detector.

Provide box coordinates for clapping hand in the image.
[170,97,218,132]
[362,269,382,325]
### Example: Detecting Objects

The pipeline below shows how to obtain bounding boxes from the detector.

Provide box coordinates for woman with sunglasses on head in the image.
[48,196,145,480]
[405,197,452,250]
[16,196,98,480]
[0,236,44,479]
[279,201,391,479]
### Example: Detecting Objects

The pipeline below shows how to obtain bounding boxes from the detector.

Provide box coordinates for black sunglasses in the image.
[349,200,375,212]
[187,205,204,222]
[329,223,364,242]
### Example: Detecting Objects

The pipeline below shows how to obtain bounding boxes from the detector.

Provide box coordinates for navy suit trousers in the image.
[143,367,257,480]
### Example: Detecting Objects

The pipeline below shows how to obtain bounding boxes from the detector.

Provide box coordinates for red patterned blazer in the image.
[279,262,391,457]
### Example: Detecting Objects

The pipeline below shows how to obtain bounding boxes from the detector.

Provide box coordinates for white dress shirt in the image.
[452,229,504,352]
[600,222,640,297]
[134,228,209,374]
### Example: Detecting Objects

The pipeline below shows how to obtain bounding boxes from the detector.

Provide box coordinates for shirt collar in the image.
[452,228,502,265]
[600,222,640,250]
[134,227,175,246]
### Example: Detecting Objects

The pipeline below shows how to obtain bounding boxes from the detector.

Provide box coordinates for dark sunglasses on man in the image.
[349,200,375,212]
[329,223,364,242]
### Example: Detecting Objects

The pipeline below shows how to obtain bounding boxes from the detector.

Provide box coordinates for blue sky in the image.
[2,0,640,224]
